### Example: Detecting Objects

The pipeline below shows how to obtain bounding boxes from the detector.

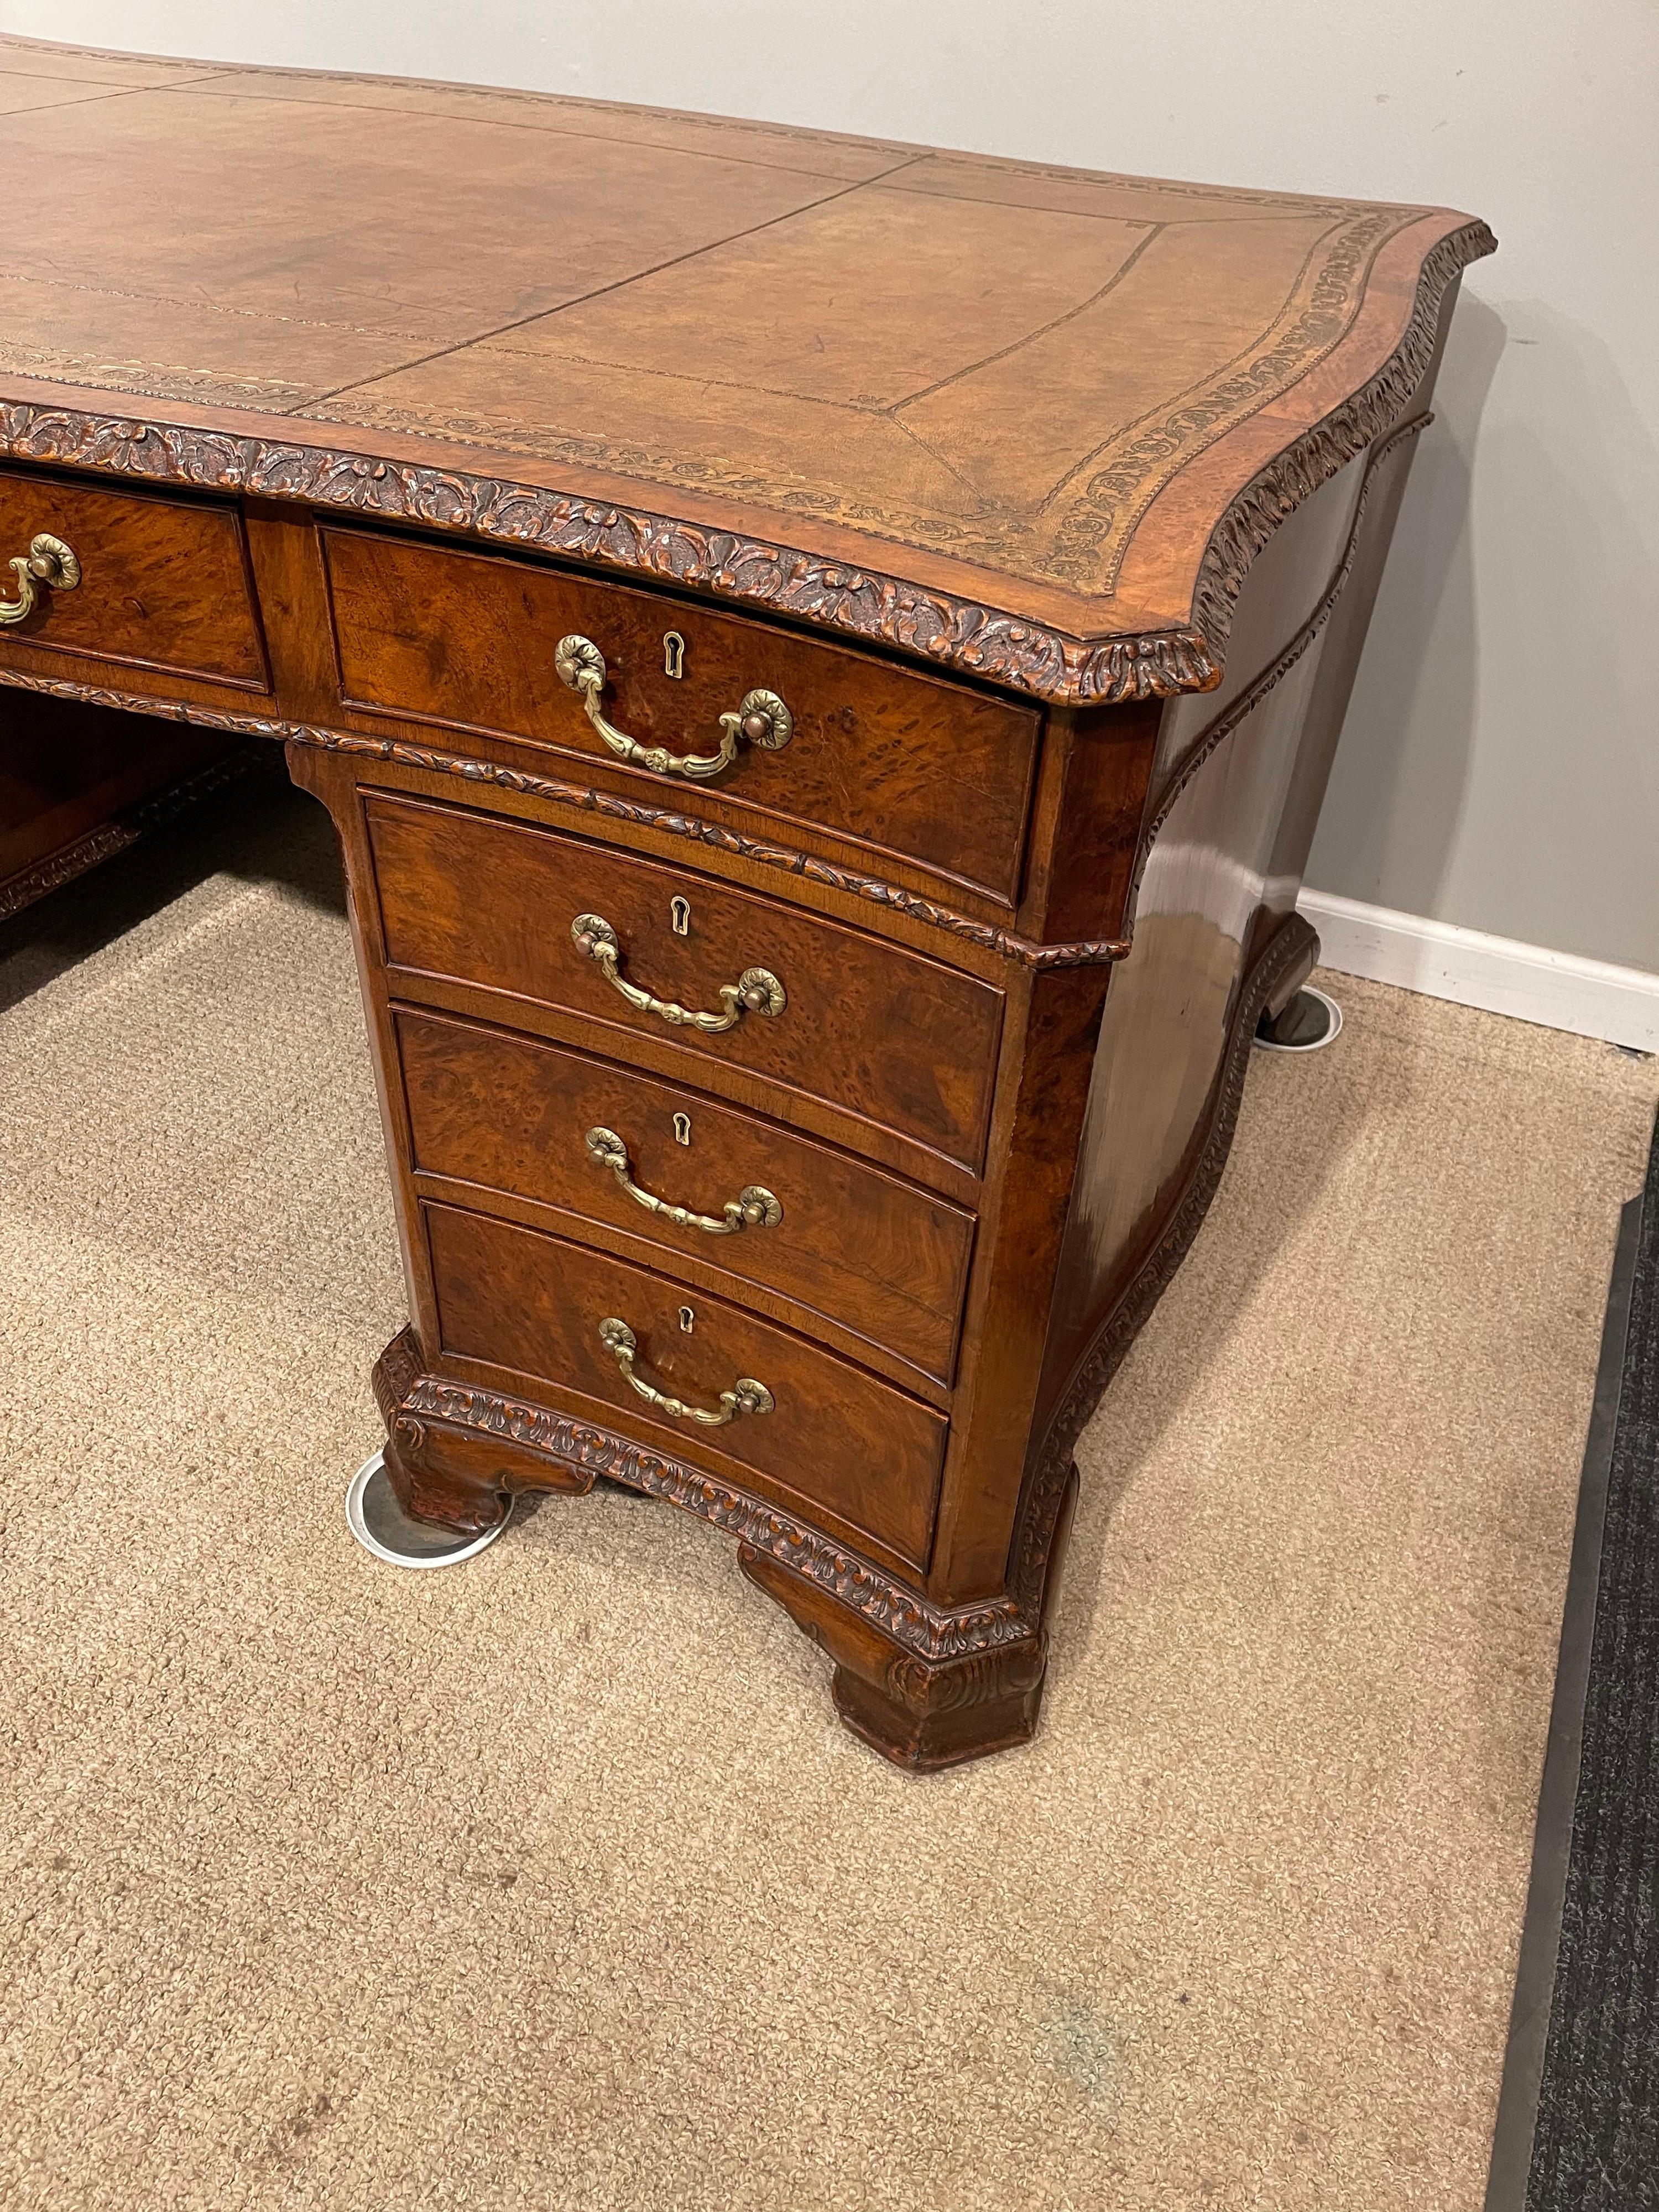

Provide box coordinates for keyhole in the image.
[679,1305,695,1334]
[672,1112,691,1146]
[662,631,686,680]
[670,895,691,936]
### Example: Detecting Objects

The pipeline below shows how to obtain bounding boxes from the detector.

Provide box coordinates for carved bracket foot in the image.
[737,1542,1048,1771]
[370,1326,1054,1766]
[372,1330,596,1537]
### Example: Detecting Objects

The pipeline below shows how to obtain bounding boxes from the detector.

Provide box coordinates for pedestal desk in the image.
[0,35,1494,1767]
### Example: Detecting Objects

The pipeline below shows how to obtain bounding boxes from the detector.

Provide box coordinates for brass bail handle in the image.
[584,1126,782,1237]
[0,533,80,627]
[597,1317,774,1427]
[554,633,792,781]
[571,912,786,1035]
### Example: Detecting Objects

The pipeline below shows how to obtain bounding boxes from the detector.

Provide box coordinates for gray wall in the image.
[6,1,1656,969]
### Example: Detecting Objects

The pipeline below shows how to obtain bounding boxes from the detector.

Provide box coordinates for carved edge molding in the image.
[371,1328,1036,1665]
[0,738,277,921]
[1186,225,1489,668]
[1129,411,1433,910]
[1009,911,1319,1615]
[0,221,1493,708]
[0,665,1130,968]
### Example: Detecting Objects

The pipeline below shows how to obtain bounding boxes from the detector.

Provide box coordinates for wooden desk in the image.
[0,34,1493,1767]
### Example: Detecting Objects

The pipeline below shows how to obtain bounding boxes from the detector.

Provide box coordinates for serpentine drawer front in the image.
[0,468,267,693]
[425,1202,948,1574]
[366,791,1005,1176]
[322,525,1041,913]
[396,1006,975,1391]
[2,34,1494,1766]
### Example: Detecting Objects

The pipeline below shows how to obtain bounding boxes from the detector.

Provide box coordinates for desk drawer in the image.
[324,525,1039,910]
[0,471,267,690]
[426,1201,947,1572]
[397,1006,975,1389]
[368,792,1003,1175]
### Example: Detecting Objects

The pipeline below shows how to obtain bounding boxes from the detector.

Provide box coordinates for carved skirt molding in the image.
[372,1328,1048,1772]
[0,667,1131,972]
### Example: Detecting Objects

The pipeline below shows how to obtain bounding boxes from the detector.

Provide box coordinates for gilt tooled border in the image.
[0,218,1491,707]
[1010,911,1318,1614]
[1187,224,1490,663]
[376,1336,1032,1665]
[0,665,1129,967]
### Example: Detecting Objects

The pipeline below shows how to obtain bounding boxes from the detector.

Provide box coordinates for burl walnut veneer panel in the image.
[397,1007,975,1392]
[0,33,1494,1767]
[365,793,1005,1177]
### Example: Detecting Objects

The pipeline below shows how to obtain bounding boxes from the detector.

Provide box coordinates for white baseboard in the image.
[1297,889,1659,1053]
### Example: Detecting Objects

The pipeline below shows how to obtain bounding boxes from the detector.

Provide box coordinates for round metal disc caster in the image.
[1254,984,1344,1054]
[345,1449,513,1569]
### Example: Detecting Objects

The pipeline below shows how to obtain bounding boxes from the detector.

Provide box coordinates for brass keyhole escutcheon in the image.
[670,895,691,937]
[556,633,790,781]
[672,1112,692,1146]
[679,1305,696,1334]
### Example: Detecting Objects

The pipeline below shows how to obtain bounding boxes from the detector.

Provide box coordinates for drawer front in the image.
[368,794,1004,1175]
[426,1201,947,1571]
[324,526,1039,909]
[0,471,267,689]
[397,1006,975,1389]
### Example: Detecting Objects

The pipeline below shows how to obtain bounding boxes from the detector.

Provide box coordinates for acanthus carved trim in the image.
[0,215,1493,708]
[885,1644,1046,1716]
[375,1331,1035,1665]
[0,665,1130,968]
[1186,223,1490,666]
[0,399,1203,703]
[1009,911,1319,1616]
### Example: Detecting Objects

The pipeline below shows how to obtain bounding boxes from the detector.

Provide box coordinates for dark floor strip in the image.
[1486,1108,1659,2211]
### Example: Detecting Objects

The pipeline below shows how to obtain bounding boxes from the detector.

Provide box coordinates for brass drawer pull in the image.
[572,912,785,1033]
[0,533,80,627]
[597,1317,774,1427]
[555,633,791,781]
[586,1126,782,1235]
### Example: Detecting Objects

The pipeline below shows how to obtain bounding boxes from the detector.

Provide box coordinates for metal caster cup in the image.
[345,1449,513,1568]
[1255,984,1343,1054]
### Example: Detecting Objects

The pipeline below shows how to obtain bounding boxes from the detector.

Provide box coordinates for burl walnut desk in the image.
[0,36,1493,1767]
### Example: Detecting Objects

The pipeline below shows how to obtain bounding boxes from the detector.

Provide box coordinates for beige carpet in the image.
[2,790,1654,2212]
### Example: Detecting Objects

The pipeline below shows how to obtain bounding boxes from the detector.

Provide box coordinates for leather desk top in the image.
[0,34,1494,702]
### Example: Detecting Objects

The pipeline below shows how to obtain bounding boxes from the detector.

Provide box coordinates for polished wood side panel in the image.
[1032,372,1447,1449]
[365,791,1005,1173]
[425,1200,948,1570]
[924,958,1114,1600]
[322,525,1041,910]
[1022,698,1164,950]
[0,467,268,690]
[396,1005,975,1388]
